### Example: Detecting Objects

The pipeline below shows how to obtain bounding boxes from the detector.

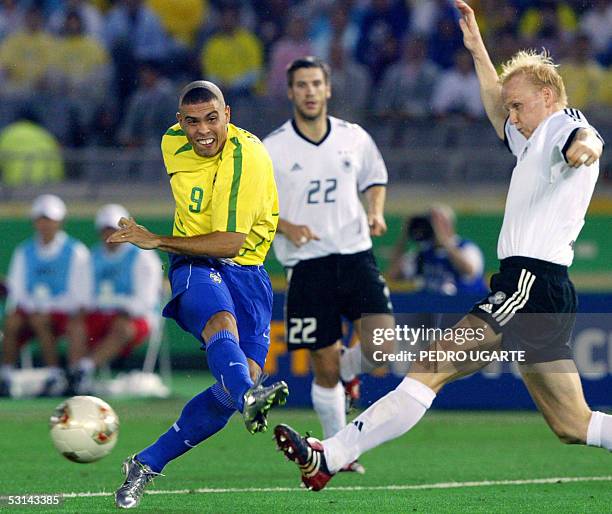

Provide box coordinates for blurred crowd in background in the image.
[0,0,610,184]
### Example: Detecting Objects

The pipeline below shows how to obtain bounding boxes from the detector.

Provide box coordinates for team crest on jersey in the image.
[338,150,352,172]
[488,291,506,305]
[209,271,222,284]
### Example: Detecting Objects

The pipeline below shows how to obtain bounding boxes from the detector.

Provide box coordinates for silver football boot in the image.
[115,455,163,509]
[242,374,289,434]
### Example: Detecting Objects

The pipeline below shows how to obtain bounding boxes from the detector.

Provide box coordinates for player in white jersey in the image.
[264,57,395,473]
[272,2,611,491]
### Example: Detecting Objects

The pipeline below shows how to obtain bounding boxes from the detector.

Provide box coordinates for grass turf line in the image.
[1,375,610,513]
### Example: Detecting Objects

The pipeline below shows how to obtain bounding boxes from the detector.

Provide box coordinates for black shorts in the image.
[470,256,577,364]
[285,250,392,351]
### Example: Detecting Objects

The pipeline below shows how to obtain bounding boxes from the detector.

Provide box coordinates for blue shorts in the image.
[162,256,273,369]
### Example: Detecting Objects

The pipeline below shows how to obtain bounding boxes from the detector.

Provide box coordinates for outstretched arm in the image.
[107,217,246,258]
[456,0,506,139]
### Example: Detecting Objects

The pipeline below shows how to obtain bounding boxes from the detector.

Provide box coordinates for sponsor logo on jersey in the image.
[209,271,222,284]
[290,163,302,172]
[479,303,493,314]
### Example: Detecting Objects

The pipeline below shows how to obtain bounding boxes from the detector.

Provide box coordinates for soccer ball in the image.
[49,395,119,463]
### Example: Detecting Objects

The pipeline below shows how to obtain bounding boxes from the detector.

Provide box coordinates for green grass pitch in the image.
[1,373,610,513]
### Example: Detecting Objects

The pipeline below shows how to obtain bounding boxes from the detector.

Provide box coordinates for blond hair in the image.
[499,49,567,107]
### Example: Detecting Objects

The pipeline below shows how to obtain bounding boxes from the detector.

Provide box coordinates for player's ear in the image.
[541,86,554,107]
[176,111,182,125]
[225,105,231,124]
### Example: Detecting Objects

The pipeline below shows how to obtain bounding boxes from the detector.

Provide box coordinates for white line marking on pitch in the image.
[62,475,612,498]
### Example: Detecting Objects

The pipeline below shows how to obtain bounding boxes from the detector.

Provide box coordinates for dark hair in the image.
[179,80,225,107]
[181,88,218,105]
[286,56,331,86]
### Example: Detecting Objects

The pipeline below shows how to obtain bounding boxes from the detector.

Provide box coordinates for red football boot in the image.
[274,424,334,491]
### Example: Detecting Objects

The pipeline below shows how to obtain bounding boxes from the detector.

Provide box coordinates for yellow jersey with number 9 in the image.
[161,123,278,266]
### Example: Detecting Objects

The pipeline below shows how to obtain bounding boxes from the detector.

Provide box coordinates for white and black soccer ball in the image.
[49,396,119,463]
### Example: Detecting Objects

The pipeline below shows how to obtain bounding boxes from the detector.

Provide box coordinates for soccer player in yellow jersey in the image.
[111,81,288,509]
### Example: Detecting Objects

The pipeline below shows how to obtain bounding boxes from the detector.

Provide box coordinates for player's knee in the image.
[203,311,238,341]
[247,361,262,382]
[311,356,339,386]
[312,364,340,387]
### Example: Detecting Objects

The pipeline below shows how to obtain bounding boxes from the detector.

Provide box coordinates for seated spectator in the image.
[118,61,176,148]
[355,0,409,83]
[375,36,439,119]
[105,0,170,104]
[54,10,112,132]
[0,195,91,397]
[148,0,207,78]
[47,0,105,43]
[253,0,290,59]
[327,37,370,124]
[105,0,169,62]
[200,2,263,104]
[559,33,606,113]
[68,204,162,395]
[0,5,57,96]
[519,0,577,56]
[431,48,484,119]
[0,110,64,186]
[267,13,314,99]
[411,0,458,38]
[0,0,26,43]
[428,16,463,69]
[471,0,518,39]
[488,29,522,74]
[148,0,206,49]
[579,0,612,63]
[310,2,359,62]
[388,204,487,296]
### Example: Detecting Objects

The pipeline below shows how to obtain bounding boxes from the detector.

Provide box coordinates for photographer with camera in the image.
[388,204,487,296]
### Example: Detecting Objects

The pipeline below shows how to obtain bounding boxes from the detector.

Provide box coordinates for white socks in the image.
[340,342,376,382]
[323,377,436,473]
[586,411,612,451]
[311,382,346,439]
[318,381,610,473]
